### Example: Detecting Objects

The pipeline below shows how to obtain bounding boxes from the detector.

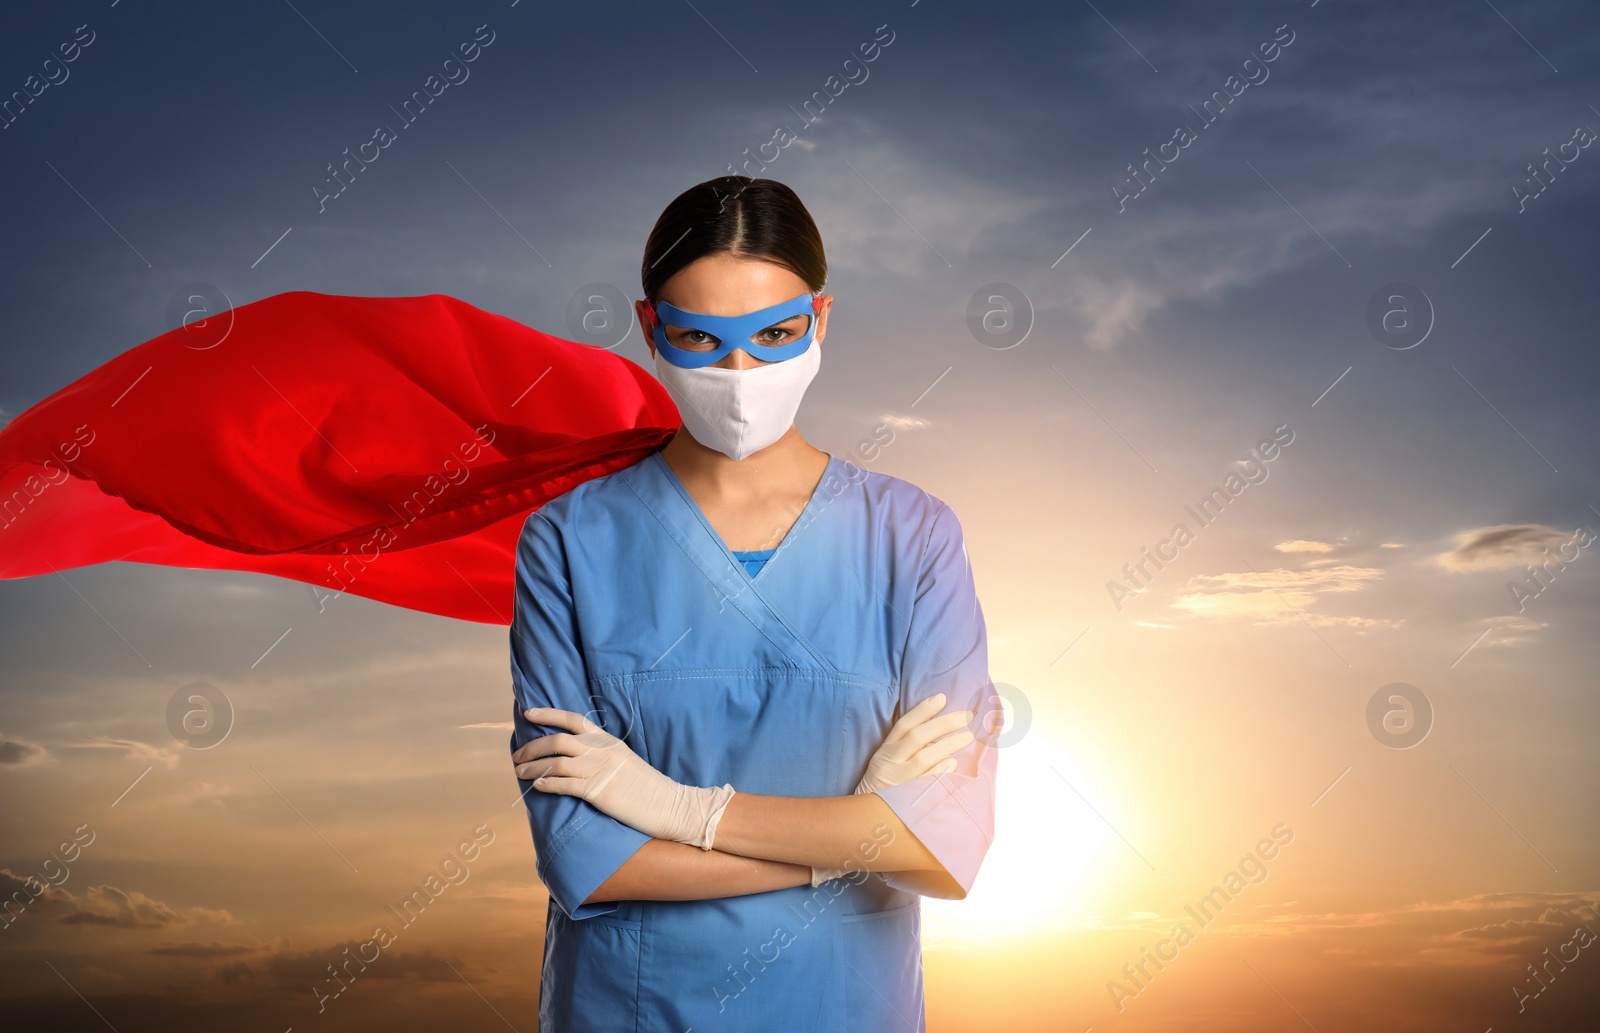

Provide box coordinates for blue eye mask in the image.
[643,292,821,369]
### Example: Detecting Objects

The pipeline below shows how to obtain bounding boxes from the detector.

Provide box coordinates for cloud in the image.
[0,868,75,912]
[1477,614,1551,647]
[458,721,512,730]
[147,941,262,958]
[1436,524,1580,572]
[58,885,232,929]
[1064,275,1165,352]
[1170,564,1396,628]
[1114,890,1600,958]
[215,941,466,994]
[881,412,932,431]
[0,736,49,768]
[69,737,182,770]
[206,581,272,599]
[1275,540,1335,553]
[1022,144,1504,350]
[1245,891,1600,954]
[925,3,1594,355]
[0,871,233,930]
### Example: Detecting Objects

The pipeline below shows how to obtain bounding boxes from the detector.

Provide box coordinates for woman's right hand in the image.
[811,692,975,887]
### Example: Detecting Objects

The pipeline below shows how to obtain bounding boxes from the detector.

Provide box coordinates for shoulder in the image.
[831,458,963,551]
[517,452,654,545]
[830,456,940,507]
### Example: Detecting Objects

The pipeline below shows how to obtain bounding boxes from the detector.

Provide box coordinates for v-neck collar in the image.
[646,449,837,584]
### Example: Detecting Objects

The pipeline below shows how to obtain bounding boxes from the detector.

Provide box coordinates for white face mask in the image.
[651,340,821,461]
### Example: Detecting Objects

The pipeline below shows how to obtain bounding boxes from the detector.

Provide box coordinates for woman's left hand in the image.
[810,692,973,887]
[514,706,736,850]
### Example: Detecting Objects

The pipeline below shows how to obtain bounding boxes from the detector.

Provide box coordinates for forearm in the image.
[713,790,944,873]
[585,838,811,904]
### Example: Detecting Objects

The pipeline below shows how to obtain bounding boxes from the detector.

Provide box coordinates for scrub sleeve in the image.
[509,510,651,920]
[874,502,998,899]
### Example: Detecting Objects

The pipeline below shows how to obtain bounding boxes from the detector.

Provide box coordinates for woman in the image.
[507,177,999,1032]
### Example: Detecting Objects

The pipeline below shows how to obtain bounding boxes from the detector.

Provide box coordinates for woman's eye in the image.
[757,328,792,344]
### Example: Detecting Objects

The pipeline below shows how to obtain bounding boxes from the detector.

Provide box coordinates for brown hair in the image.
[640,177,827,303]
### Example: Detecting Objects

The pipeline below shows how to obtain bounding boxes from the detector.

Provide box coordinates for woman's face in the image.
[638,253,832,371]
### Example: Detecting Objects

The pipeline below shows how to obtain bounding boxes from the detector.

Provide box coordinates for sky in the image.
[2,0,1599,1030]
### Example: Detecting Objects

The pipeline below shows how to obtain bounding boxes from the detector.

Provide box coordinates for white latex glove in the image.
[516,706,736,850]
[811,691,976,887]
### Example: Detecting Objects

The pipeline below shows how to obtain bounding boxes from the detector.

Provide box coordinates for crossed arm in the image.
[512,697,974,904]
[585,794,951,904]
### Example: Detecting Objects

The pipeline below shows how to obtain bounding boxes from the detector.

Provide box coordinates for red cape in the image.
[0,291,678,624]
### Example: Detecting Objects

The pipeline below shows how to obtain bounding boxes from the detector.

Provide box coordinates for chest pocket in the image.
[596,666,896,797]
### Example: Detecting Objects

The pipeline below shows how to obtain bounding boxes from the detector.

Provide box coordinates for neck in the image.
[660,426,828,502]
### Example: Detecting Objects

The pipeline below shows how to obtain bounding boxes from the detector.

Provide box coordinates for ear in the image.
[814,293,833,345]
[635,299,658,356]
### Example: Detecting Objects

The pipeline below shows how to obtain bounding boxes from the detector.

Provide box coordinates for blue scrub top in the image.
[510,449,997,1033]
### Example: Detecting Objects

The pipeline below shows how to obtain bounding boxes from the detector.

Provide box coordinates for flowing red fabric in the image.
[0,291,678,625]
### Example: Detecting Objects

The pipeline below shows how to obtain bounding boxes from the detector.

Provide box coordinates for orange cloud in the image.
[1169,564,1393,627]
[1274,539,1334,553]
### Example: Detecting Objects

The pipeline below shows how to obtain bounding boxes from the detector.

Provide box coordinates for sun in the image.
[920,725,1127,950]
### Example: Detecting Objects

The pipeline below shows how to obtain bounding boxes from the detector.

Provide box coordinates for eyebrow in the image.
[667,312,810,334]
